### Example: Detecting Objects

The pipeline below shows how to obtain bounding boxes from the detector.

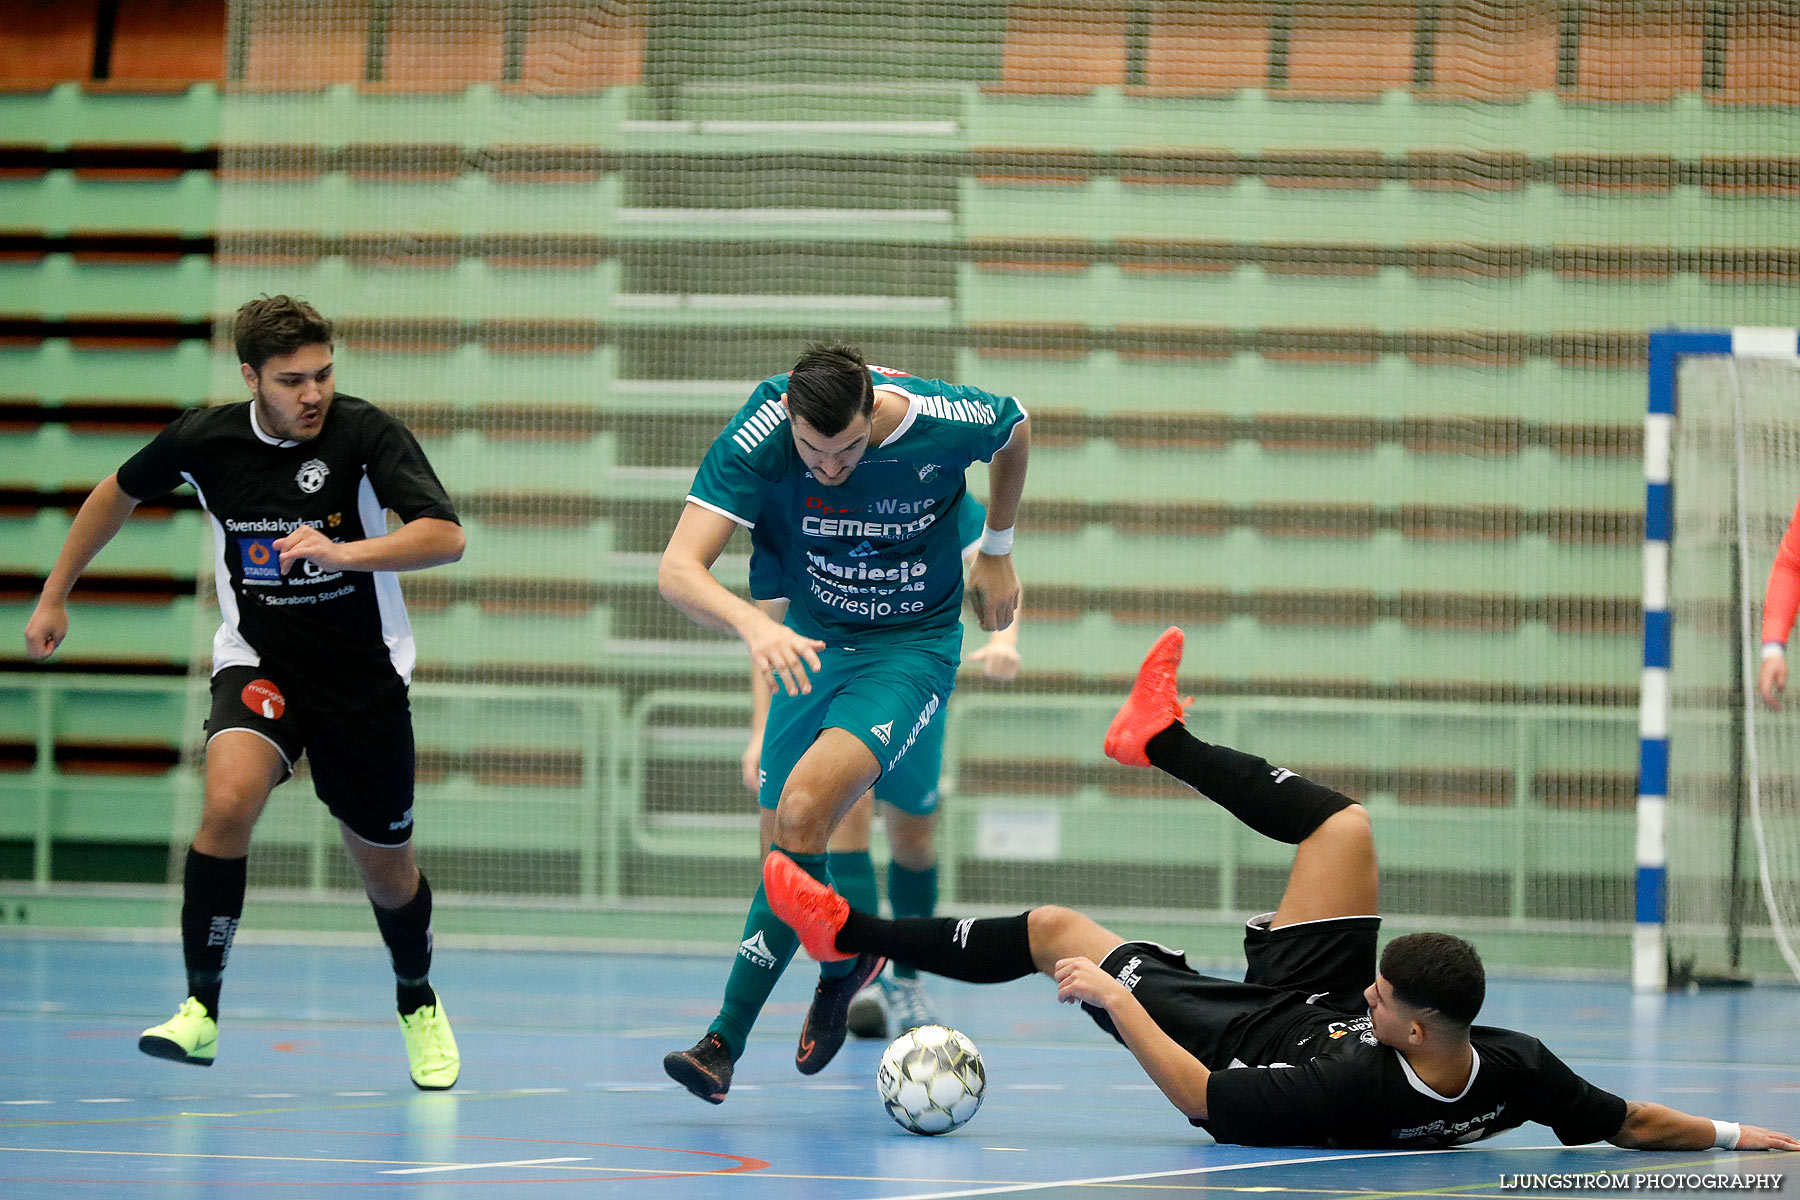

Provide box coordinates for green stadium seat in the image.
[0,252,213,322]
[0,81,220,148]
[0,339,212,403]
[0,170,217,236]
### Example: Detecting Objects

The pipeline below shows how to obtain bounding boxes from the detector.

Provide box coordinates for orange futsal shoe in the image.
[1103,626,1194,768]
[762,850,853,962]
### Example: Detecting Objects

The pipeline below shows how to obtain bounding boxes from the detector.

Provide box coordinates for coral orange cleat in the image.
[762,850,853,962]
[1103,626,1194,768]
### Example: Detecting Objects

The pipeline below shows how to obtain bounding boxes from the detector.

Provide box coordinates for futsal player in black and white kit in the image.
[23,296,467,1089]
[766,628,1800,1152]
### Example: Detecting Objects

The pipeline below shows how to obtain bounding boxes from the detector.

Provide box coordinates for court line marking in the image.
[854,1146,1578,1200]
[382,1156,589,1175]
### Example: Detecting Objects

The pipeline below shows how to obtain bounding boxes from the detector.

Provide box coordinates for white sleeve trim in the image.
[685,494,755,529]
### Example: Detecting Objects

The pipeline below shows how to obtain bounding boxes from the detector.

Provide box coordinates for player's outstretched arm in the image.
[660,503,823,696]
[24,474,141,661]
[1054,955,1212,1120]
[1607,1101,1800,1151]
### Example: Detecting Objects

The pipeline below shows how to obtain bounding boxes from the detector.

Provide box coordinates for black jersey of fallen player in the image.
[115,395,458,711]
[1198,1002,1628,1149]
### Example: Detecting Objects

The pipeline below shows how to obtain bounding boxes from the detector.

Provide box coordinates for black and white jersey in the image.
[1199,1004,1628,1149]
[115,395,458,711]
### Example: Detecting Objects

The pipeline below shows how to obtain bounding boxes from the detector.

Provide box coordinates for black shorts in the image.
[1086,912,1381,1067]
[206,665,417,847]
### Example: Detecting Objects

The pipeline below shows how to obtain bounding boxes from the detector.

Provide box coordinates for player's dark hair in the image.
[1380,932,1485,1029]
[785,342,874,437]
[234,295,333,373]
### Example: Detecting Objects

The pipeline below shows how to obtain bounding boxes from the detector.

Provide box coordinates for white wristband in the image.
[1763,641,1787,661]
[979,525,1014,556]
[1712,1119,1741,1149]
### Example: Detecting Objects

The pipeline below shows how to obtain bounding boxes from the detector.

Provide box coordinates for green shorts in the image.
[756,635,959,817]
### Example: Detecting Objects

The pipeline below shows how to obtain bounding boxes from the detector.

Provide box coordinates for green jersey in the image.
[688,365,1026,646]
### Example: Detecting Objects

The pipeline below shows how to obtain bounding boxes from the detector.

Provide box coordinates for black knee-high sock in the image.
[1145,726,1352,844]
[834,911,1036,984]
[181,846,246,1019]
[371,873,435,1014]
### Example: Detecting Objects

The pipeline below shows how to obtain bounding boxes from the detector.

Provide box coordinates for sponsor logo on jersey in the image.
[848,541,878,558]
[295,458,330,494]
[917,462,940,482]
[1270,767,1296,784]
[870,721,893,745]
[802,512,938,540]
[327,512,342,527]
[737,931,778,967]
[239,536,281,583]
[240,678,286,720]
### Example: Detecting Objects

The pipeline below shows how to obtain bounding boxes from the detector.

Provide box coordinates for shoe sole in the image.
[1104,626,1185,765]
[138,1034,213,1066]
[663,1052,728,1104]
[410,1073,458,1091]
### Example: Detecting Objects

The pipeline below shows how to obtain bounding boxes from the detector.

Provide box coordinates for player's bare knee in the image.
[773,791,833,853]
[1027,905,1109,967]
[1312,803,1372,852]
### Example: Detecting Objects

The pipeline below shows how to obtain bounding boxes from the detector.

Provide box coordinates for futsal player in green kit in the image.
[659,343,1030,1104]
[740,497,1024,1041]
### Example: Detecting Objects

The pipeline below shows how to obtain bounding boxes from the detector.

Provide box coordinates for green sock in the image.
[708,877,801,1059]
[886,861,938,980]
[827,849,879,915]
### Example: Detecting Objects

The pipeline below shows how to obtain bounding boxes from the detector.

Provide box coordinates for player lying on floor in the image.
[761,627,1800,1151]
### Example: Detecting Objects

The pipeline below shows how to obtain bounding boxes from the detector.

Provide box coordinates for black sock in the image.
[836,911,1036,984]
[1145,726,1353,844]
[371,873,435,1013]
[180,846,246,1019]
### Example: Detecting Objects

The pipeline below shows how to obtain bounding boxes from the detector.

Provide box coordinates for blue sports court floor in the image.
[2,936,1795,1198]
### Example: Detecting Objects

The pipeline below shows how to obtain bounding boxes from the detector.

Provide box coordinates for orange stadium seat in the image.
[516,0,644,92]
[0,1,99,90]
[1568,0,1704,101]
[104,0,225,88]
[1716,0,1799,105]
[988,2,1128,94]
[240,0,370,89]
[1135,2,1272,96]
[1426,0,1558,99]
[1285,2,1415,97]
[377,0,506,91]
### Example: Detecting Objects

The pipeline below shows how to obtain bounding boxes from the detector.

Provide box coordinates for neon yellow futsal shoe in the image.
[138,997,217,1066]
[398,1000,460,1090]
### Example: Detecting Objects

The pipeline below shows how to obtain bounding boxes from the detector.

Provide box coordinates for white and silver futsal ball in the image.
[876,1023,986,1135]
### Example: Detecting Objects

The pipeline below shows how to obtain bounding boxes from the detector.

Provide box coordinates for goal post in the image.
[1642,327,1800,992]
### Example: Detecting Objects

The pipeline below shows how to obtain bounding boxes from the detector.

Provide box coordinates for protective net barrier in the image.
[189,1,1800,968]
[1668,354,1800,983]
